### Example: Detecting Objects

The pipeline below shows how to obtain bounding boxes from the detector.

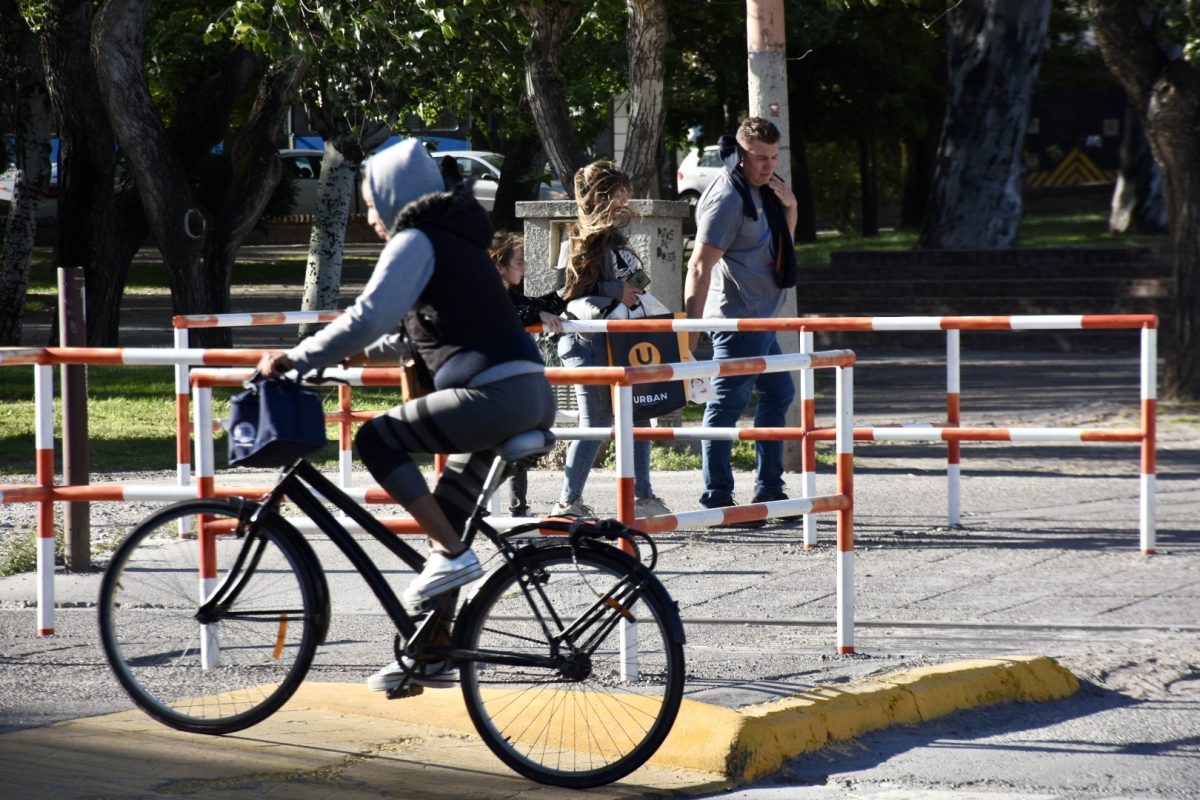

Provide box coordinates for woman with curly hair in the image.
[551,160,671,519]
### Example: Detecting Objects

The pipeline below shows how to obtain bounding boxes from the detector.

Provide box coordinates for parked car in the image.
[675,145,723,208]
[433,150,568,211]
[276,148,368,217]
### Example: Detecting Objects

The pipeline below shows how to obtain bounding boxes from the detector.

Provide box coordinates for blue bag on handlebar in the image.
[226,378,327,468]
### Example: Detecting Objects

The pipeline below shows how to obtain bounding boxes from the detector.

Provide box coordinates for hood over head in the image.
[365,139,444,230]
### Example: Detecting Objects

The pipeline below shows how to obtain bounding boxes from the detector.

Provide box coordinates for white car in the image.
[277,148,369,217]
[434,150,568,211]
[675,145,723,207]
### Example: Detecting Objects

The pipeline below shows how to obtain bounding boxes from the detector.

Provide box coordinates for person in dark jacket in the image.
[257,139,556,691]
[489,231,564,517]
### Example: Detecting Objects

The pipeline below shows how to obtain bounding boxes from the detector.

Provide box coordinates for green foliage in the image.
[1157,0,1200,65]
[806,141,861,233]
[1040,2,1112,91]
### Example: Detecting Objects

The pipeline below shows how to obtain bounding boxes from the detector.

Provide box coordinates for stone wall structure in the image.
[515,199,690,311]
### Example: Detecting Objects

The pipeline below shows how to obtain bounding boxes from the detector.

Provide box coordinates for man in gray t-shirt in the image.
[683,117,798,518]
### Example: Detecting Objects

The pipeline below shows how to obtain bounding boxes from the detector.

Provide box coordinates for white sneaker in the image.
[401,549,482,613]
[635,495,672,517]
[367,657,457,691]
[550,498,595,518]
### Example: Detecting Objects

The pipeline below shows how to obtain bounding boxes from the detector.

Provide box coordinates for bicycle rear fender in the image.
[455,540,685,647]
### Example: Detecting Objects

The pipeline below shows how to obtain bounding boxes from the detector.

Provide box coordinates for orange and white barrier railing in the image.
[1,346,260,637]
[2,310,1155,647]
[170,309,1155,553]
[0,344,860,652]
[550,313,1158,555]
[540,348,858,652]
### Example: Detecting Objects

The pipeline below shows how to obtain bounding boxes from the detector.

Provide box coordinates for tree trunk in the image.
[622,0,670,198]
[201,56,308,348]
[297,113,390,340]
[917,0,1051,250]
[1089,0,1200,400]
[520,1,592,196]
[0,16,51,345]
[91,0,305,348]
[492,131,543,233]
[41,0,147,346]
[1109,103,1167,236]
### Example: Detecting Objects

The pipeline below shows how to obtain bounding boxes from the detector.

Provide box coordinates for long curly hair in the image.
[561,161,634,301]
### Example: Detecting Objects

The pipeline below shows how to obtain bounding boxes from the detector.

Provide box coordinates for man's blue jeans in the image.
[557,333,654,503]
[700,330,795,507]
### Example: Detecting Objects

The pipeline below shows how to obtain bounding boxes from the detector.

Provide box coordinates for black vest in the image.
[397,189,541,388]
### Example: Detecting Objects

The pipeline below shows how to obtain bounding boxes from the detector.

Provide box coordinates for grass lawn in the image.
[795,213,1167,266]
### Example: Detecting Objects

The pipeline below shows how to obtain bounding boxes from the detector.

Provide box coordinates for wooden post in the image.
[57,267,90,571]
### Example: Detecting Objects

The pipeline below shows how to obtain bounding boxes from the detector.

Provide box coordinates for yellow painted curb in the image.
[724,655,1079,782]
[289,655,1078,784]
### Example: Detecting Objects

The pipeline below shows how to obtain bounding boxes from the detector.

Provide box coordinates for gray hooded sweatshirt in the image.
[284,139,447,374]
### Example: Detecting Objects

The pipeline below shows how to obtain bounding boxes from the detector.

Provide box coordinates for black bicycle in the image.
[97,429,685,788]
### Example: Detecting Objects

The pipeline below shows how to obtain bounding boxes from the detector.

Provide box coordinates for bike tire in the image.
[98,498,321,735]
[456,543,684,788]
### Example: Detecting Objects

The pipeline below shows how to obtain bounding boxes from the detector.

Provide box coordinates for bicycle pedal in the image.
[385,682,424,700]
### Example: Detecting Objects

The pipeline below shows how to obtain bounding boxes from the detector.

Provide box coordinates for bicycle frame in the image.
[253,460,435,640]
[196,455,666,680]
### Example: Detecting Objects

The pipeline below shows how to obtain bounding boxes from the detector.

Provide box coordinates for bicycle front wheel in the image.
[98,499,322,734]
[457,543,684,788]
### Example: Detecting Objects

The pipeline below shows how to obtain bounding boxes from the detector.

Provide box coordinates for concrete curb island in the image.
[291,655,1078,781]
[0,655,1079,798]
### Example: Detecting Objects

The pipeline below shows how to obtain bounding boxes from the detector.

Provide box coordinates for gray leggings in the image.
[355,371,556,534]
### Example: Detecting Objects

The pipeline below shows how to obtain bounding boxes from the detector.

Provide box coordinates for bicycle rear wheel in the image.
[98,499,322,734]
[457,543,684,788]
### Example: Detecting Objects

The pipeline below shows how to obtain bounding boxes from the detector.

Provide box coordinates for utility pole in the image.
[746,0,803,470]
[747,0,790,183]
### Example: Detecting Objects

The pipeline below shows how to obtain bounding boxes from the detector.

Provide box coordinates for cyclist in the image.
[257,138,556,691]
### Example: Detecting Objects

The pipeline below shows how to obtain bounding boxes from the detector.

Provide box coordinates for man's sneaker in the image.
[635,495,672,517]
[752,491,804,523]
[550,498,595,518]
[509,505,532,518]
[367,657,457,691]
[401,549,482,613]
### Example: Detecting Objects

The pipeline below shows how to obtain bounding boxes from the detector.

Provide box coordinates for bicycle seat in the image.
[498,429,555,462]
